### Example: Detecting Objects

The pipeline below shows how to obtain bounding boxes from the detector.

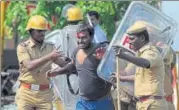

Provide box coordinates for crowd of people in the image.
[15,4,176,110]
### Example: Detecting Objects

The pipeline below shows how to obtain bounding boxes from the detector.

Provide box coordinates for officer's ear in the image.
[140,35,145,42]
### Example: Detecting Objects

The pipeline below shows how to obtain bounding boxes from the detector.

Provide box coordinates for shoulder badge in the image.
[140,44,157,54]
[19,41,28,47]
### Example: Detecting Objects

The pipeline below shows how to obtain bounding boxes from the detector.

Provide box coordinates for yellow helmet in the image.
[67,7,83,21]
[26,15,48,31]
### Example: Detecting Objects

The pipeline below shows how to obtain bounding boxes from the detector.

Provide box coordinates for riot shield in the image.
[97,1,178,95]
[45,25,80,110]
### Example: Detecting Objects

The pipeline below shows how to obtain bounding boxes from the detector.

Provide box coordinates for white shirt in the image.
[93,24,108,43]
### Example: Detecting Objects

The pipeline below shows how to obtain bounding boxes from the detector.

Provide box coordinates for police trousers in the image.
[113,99,136,110]
[166,101,175,110]
[15,86,54,110]
[112,88,136,110]
[136,98,167,110]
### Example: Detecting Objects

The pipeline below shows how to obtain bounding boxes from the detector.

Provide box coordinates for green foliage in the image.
[4,1,131,39]
[145,1,161,9]
[76,1,131,40]
[4,0,71,39]
[4,1,29,38]
[4,1,159,40]
[31,0,69,29]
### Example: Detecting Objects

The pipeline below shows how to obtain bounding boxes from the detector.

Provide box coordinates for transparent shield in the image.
[45,25,79,110]
[97,1,178,85]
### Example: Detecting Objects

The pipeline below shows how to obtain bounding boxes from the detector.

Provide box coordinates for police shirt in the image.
[135,43,165,97]
[17,38,54,85]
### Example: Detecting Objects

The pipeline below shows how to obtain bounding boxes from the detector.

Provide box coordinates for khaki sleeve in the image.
[17,44,31,64]
[140,49,162,68]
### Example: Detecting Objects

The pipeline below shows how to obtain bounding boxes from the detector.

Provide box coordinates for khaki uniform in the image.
[135,44,167,110]
[16,38,54,110]
[162,45,175,110]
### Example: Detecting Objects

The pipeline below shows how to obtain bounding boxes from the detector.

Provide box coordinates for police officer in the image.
[156,42,176,110]
[62,6,83,55]
[114,20,167,110]
[16,15,67,110]
[46,6,83,59]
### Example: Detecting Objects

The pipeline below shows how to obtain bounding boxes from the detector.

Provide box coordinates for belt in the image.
[165,95,173,102]
[20,82,51,91]
[139,95,163,102]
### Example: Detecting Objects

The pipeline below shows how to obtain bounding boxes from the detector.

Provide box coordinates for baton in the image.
[116,56,121,110]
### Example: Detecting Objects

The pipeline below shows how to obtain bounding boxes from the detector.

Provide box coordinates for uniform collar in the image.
[28,38,46,50]
[138,43,151,53]
[28,38,36,48]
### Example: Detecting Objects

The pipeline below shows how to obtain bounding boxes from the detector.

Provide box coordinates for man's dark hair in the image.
[87,11,100,19]
[77,21,94,37]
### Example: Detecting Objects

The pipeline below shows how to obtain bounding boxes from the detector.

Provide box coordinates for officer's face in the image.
[31,30,46,44]
[129,35,143,51]
[90,15,99,26]
[77,31,92,49]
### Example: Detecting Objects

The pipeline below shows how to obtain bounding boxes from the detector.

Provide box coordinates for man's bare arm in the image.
[119,53,150,69]
[47,61,76,77]
[53,57,72,67]
[120,75,135,82]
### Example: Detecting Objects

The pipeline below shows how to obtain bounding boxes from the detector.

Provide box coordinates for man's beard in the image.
[32,36,43,44]
[78,42,91,49]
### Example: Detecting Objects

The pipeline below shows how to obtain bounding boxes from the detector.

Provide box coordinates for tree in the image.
[76,1,131,40]
[4,1,28,39]
[4,1,159,40]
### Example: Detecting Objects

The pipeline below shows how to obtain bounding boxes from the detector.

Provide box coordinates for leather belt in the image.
[165,95,173,102]
[20,82,51,91]
[139,95,163,102]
